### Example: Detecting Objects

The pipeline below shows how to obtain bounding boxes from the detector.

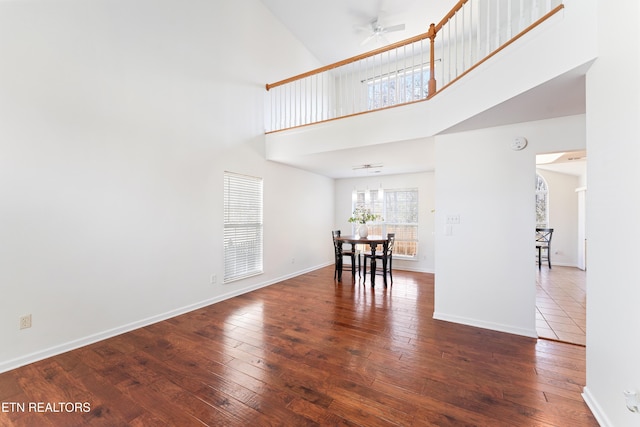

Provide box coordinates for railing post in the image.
[427,23,437,99]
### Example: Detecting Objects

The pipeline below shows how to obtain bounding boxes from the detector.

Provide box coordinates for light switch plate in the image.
[446,214,461,224]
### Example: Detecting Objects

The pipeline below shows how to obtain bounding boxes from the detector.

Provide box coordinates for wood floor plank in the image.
[0,267,598,426]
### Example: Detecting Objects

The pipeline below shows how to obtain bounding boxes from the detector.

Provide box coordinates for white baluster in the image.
[507,0,512,39]
[495,0,500,48]
[486,0,491,56]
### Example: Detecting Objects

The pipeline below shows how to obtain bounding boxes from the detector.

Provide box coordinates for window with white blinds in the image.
[224,171,263,283]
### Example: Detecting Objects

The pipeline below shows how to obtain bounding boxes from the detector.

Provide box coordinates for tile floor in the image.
[536,265,586,346]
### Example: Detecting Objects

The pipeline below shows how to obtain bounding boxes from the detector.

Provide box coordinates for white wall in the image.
[583,1,640,425]
[335,171,436,273]
[0,0,333,372]
[536,169,580,267]
[434,115,586,337]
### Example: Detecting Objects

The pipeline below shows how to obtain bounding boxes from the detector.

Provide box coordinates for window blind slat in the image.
[224,172,263,283]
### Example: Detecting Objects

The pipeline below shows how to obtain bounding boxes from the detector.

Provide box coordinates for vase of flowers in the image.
[348,206,381,238]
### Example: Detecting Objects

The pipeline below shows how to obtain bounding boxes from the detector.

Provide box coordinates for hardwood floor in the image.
[536,266,587,346]
[0,267,597,426]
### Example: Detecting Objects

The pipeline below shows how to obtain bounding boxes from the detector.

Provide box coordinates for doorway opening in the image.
[534,150,587,346]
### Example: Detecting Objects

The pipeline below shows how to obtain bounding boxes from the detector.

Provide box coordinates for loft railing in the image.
[265,0,564,133]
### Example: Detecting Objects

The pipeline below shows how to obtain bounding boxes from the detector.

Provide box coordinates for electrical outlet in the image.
[19,314,32,330]
[210,275,217,285]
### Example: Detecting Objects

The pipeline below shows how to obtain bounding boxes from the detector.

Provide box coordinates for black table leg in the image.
[369,242,376,287]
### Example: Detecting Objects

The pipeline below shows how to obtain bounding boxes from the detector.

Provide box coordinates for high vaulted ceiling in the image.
[260,0,458,65]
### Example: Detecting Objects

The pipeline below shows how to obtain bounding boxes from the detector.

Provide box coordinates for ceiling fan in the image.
[360,18,406,46]
[352,163,383,172]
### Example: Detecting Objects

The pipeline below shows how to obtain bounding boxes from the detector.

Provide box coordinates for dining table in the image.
[334,235,390,287]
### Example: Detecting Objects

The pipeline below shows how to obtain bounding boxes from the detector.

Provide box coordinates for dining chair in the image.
[535,228,554,269]
[332,230,357,280]
[363,233,395,287]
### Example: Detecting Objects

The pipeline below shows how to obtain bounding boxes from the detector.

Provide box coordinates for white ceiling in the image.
[280,137,436,178]
[260,0,457,65]
[260,0,587,179]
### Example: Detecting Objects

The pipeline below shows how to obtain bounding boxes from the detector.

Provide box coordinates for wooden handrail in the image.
[265,1,566,133]
[265,0,471,91]
[434,0,469,33]
[266,30,432,91]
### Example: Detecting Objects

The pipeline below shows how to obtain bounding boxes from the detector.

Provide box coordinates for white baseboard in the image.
[344,262,434,274]
[582,386,612,427]
[537,261,579,268]
[0,262,332,374]
[433,311,538,338]
[396,266,435,274]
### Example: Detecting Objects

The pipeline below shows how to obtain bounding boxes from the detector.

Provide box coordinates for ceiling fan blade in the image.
[383,23,405,33]
[352,163,383,171]
[361,34,376,46]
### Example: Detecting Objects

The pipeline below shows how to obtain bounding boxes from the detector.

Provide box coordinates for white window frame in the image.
[224,171,263,283]
[366,66,430,111]
[352,188,419,259]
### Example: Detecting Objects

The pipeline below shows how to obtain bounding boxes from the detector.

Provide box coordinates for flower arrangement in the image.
[348,205,381,224]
